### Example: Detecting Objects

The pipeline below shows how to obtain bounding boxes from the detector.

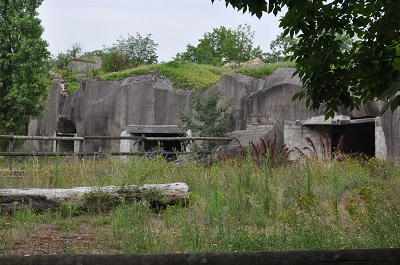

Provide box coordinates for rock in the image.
[223,58,266,69]
[240,58,266,68]
[66,56,102,76]
[212,123,281,161]
[48,71,62,79]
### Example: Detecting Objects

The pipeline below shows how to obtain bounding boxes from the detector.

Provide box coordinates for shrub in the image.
[179,91,234,137]
[102,51,131,73]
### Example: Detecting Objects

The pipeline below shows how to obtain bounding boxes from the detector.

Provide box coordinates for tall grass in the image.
[0,153,399,255]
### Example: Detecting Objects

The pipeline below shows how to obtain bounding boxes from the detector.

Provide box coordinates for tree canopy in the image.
[175,24,266,67]
[264,32,298,63]
[212,0,400,117]
[0,0,50,137]
[102,33,158,72]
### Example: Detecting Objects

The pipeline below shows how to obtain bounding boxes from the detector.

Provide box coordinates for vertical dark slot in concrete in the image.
[56,116,77,153]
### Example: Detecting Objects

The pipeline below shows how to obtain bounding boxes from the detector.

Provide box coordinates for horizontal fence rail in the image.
[0,135,84,141]
[0,135,233,141]
[0,134,234,169]
[0,136,233,155]
[1,249,400,265]
[0,151,214,157]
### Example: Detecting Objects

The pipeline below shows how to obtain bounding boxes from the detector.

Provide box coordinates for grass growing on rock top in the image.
[99,61,295,91]
[0,154,399,255]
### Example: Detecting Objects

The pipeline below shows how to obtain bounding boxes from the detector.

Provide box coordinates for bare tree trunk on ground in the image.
[0,182,189,214]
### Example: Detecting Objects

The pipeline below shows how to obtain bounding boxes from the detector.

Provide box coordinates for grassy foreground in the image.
[0,154,399,255]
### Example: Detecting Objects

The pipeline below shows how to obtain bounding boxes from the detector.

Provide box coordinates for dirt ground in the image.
[1,221,113,255]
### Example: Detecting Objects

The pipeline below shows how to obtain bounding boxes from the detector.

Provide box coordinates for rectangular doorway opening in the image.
[55,133,78,153]
[331,122,375,157]
[126,125,186,158]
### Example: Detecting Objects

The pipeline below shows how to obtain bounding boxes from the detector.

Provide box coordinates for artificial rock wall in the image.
[27,68,400,161]
[28,74,191,152]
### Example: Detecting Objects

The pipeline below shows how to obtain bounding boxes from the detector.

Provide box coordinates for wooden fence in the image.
[1,248,399,265]
[0,134,233,170]
[0,134,233,156]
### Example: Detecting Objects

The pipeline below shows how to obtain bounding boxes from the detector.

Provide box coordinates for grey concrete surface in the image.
[27,68,400,161]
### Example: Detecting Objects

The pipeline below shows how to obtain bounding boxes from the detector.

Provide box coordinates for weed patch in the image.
[0,156,399,254]
[99,61,295,91]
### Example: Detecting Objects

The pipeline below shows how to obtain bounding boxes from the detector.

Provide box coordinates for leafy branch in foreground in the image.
[213,0,400,118]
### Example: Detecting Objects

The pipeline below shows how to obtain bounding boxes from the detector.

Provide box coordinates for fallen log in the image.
[0,182,189,214]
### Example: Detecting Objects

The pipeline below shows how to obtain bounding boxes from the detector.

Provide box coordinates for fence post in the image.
[141,134,146,154]
[6,128,15,170]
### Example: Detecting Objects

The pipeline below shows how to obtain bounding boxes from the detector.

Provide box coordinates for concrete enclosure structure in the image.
[120,125,186,154]
[27,68,400,161]
[284,116,387,160]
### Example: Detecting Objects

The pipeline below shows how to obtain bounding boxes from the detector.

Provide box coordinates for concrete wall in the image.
[27,80,63,151]
[381,107,400,161]
[284,116,390,160]
[28,74,191,152]
[27,68,400,160]
[284,121,331,160]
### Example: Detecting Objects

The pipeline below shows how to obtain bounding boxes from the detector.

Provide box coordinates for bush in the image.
[102,51,131,73]
[179,91,234,137]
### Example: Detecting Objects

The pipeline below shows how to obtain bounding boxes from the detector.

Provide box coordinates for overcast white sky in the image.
[38,0,283,62]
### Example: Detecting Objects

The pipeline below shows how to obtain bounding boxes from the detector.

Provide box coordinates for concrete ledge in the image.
[126,125,183,134]
[1,249,399,265]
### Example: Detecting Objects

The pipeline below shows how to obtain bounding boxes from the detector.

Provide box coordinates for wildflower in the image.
[146,149,165,157]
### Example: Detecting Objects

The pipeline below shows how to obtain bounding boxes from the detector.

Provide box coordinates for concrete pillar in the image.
[119,131,131,161]
[119,131,131,153]
[73,133,80,153]
[375,117,387,159]
[185,129,192,152]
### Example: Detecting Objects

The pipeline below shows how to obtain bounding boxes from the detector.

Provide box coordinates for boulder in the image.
[66,56,102,76]
[223,58,266,69]
[212,123,281,160]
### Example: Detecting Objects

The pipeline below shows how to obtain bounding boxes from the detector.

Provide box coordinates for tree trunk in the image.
[0,182,189,214]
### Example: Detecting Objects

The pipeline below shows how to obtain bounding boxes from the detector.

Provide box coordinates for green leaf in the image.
[390,95,400,112]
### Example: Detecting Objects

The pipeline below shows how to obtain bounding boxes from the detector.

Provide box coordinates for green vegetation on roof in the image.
[73,57,97,64]
[99,61,295,91]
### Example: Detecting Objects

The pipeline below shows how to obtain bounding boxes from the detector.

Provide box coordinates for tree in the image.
[264,32,298,63]
[52,43,84,70]
[102,49,130,72]
[52,52,70,70]
[179,91,233,137]
[66,42,83,59]
[0,0,50,141]
[175,24,267,66]
[102,33,158,72]
[212,0,400,117]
